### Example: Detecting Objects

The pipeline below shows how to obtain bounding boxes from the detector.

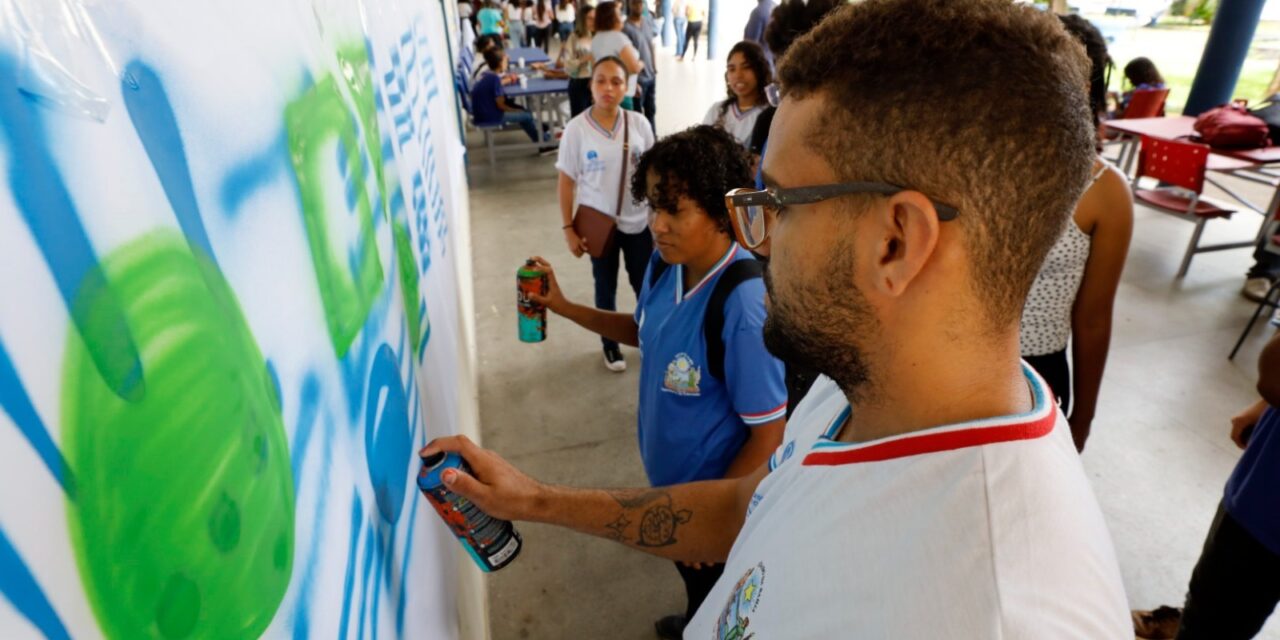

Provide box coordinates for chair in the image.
[1230,228,1280,360]
[1132,136,1237,279]
[1108,88,1171,170]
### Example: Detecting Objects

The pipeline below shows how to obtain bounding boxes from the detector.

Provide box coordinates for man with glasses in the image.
[422,0,1131,635]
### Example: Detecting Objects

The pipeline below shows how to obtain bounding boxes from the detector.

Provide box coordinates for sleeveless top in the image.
[1019,162,1107,356]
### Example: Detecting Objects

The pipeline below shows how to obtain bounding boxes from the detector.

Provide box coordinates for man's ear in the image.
[868,191,941,298]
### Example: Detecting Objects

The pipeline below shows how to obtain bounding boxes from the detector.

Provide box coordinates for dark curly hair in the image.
[765,0,844,58]
[1123,56,1163,88]
[631,125,753,234]
[718,41,772,123]
[1058,14,1113,129]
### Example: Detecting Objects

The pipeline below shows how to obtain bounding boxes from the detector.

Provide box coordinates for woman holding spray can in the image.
[533,125,787,639]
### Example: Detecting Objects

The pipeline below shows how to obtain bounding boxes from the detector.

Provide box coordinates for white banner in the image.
[0,0,471,637]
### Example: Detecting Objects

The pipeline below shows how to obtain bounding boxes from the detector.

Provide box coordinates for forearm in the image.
[555,301,639,346]
[723,421,784,478]
[558,174,575,226]
[530,480,744,562]
[1070,322,1112,422]
[1259,333,1280,407]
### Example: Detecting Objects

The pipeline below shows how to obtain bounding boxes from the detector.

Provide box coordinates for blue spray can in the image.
[418,452,522,572]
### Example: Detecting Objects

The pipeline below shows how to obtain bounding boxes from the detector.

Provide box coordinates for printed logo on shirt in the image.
[714,563,766,640]
[583,149,606,174]
[662,353,702,396]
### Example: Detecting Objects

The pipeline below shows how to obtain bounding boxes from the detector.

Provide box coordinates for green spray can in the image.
[516,260,548,343]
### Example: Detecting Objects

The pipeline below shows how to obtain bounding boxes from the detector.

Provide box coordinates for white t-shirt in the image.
[506,4,522,20]
[702,100,765,149]
[685,366,1132,639]
[556,3,575,23]
[591,30,640,97]
[555,109,655,234]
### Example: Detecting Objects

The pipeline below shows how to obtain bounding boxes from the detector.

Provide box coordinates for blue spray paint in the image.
[365,344,412,525]
[0,525,70,640]
[0,54,144,403]
[337,493,365,640]
[121,61,217,265]
[218,134,288,217]
[0,340,74,495]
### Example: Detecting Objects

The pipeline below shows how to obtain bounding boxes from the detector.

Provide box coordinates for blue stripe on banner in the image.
[0,340,74,496]
[0,525,70,640]
[338,494,365,640]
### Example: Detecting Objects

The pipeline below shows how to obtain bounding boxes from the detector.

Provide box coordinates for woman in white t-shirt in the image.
[702,41,771,148]
[590,1,645,112]
[506,0,527,47]
[555,56,655,371]
[528,0,554,52]
[555,0,576,44]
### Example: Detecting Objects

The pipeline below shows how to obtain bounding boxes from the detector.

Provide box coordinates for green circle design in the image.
[62,232,295,639]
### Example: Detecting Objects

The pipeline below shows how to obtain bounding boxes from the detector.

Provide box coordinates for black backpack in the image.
[648,257,763,381]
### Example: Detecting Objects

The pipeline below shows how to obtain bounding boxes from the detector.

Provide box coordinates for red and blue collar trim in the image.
[802,363,1058,466]
[730,102,759,120]
[675,244,739,303]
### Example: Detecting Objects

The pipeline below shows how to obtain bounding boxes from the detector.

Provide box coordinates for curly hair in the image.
[1123,56,1163,87]
[765,0,844,58]
[777,0,1095,329]
[1058,14,1113,128]
[718,41,772,123]
[631,125,753,234]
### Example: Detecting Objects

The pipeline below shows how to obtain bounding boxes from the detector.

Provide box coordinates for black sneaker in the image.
[603,345,626,372]
[654,614,687,639]
[538,144,558,156]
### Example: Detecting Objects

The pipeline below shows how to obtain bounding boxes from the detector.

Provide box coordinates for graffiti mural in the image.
[0,0,470,637]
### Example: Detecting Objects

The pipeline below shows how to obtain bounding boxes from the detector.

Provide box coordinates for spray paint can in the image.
[418,452,522,572]
[516,260,548,343]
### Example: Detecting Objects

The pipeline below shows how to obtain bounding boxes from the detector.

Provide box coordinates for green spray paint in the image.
[285,70,384,357]
[392,218,424,356]
[62,232,293,639]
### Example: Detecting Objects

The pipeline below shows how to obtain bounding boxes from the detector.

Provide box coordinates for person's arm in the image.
[526,256,639,346]
[1068,165,1133,452]
[421,434,766,562]
[557,171,589,257]
[723,418,784,477]
[619,43,644,74]
[1259,331,1280,407]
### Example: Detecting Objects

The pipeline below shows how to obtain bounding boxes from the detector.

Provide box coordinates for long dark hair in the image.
[535,0,548,22]
[594,1,622,31]
[719,41,772,122]
[1123,56,1164,88]
[1058,14,1113,129]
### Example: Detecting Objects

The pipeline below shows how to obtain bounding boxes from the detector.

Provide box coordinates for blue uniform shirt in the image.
[470,72,504,125]
[1225,405,1280,555]
[634,244,788,487]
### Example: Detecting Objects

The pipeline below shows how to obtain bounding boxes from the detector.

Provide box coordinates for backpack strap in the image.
[703,258,763,381]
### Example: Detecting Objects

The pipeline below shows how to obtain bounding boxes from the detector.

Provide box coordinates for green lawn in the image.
[1098,17,1280,113]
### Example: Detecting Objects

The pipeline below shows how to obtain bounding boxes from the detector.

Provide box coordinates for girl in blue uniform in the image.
[529,125,787,639]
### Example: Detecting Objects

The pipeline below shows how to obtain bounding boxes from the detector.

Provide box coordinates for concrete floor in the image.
[465,41,1280,640]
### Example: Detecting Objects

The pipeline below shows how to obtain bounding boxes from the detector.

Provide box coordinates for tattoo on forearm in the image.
[604,490,692,547]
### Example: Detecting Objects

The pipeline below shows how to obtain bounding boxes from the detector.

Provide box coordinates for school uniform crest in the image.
[714,563,766,640]
[662,352,701,396]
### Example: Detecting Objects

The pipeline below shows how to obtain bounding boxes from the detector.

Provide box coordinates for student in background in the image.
[470,48,553,150]
[477,0,507,38]
[557,4,596,117]
[1132,332,1280,640]
[556,0,576,43]
[538,126,786,639]
[1117,56,1166,115]
[702,41,770,149]
[672,0,688,57]
[1019,14,1133,452]
[529,0,554,51]
[623,0,658,131]
[555,57,655,371]
[506,0,528,47]
[677,0,704,61]
[591,1,645,111]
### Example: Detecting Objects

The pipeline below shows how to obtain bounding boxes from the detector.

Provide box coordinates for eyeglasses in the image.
[724,182,960,250]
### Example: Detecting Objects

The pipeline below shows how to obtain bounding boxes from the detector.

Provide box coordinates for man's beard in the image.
[762,248,877,401]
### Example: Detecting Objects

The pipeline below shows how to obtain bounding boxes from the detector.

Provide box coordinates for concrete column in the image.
[708,0,720,60]
[662,0,673,47]
[1183,0,1267,115]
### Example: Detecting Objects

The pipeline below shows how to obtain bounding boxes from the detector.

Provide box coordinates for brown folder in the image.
[571,112,630,260]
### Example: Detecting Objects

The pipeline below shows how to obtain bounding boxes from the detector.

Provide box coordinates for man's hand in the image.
[420,435,545,522]
[526,256,573,314]
[1231,400,1269,450]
